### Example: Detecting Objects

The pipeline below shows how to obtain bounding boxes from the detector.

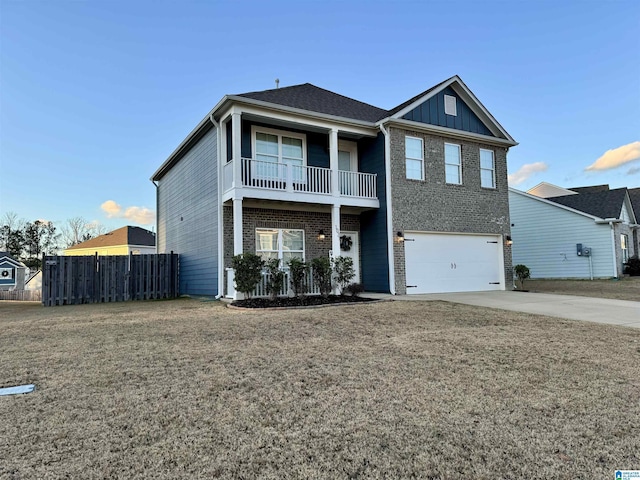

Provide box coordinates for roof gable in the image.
[0,252,25,268]
[236,83,387,123]
[509,188,601,220]
[66,226,156,251]
[387,75,515,143]
[399,85,493,136]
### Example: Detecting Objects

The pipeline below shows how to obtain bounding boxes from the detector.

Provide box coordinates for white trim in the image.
[444,142,462,185]
[386,76,516,143]
[255,228,306,262]
[405,135,424,181]
[526,182,578,198]
[610,224,618,277]
[0,256,24,268]
[380,123,395,295]
[479,148,496,189]
[381,117,517,147]
[251,125,307,166]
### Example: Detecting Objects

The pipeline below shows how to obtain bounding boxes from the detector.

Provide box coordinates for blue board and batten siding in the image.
[359,133,389,292]
[509,191,614,278]
[403,86,493,136]
[157,127,218,295]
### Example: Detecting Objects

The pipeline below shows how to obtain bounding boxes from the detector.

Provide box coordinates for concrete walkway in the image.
[366,291,640,329]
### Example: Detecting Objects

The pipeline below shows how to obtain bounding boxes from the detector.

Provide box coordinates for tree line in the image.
[0,212,108,269]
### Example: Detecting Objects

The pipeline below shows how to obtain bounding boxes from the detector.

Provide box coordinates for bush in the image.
[333,256,355,295]
[231,253,264,299]
[514,264,530,290]
[624,256,640,276]
[311,257,333,298]
[287,257,308,298]
[264,258,285,300]
[344,282,364,297]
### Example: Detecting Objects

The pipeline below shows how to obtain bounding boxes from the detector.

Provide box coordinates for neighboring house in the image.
[152,76,517,297]
[509,183,639,279]
[0,252,27,291]
[64,226,156,256]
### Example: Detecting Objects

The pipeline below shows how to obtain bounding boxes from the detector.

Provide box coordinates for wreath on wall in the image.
[340,235,353,252]
[1,270,9,277]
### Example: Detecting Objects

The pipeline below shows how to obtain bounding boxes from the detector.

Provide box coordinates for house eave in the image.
[381,118,518,147]
[509,187,604,221]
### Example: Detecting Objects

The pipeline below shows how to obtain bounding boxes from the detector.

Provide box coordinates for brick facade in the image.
[223,206,360,284]
[388,126,513,293]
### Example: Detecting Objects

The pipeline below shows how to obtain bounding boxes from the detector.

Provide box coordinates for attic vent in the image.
[444,95,457,116]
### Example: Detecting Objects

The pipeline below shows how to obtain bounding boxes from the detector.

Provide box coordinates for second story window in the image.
[405,136,424,180]
[445,143,462,184]
[253,127,306,181]
[480,149,496,188]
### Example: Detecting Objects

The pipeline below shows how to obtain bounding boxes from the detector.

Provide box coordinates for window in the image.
[256,229,305,264]
[253,127,306,181]
[444,143,462,184]
[480,149,496,188]
[444,95,457,116]
[621,234,629,263]
[405,136,424,180]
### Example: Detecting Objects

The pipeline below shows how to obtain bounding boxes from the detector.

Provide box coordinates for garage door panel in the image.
[405,233,503,294]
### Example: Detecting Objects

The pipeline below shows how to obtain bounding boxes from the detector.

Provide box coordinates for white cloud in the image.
[100,200,155,225]
[585,141,640,171]
[508,162,549,186]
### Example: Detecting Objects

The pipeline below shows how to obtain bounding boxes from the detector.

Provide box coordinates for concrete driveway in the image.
[369,291,640,329]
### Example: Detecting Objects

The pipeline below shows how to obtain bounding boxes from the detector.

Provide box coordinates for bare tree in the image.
[61,217,107,247]
[0,212,26,256]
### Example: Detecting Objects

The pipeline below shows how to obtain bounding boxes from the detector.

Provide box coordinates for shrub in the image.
[344,282,364,297]
[514,264,531,290]
[231,253,264,299]
[287,257,308,298]
[311,257,333,298]
[264,258,285,300]
[333,256,355,295]
[624,256,640,276]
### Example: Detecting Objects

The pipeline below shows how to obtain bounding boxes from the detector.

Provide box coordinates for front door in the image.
[338,231,360,284]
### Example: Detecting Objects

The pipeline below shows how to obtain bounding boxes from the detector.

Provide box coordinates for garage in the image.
[404,232,504,294]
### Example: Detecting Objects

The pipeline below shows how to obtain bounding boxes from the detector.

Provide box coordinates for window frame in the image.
[444,142,462,185]
[255,228,306,264]
[251,125,307,166]
[405,135,424,181]
[621,234,629,264]
[479,148,496,189]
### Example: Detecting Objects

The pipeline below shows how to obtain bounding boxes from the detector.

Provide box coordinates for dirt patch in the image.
[527,277,640,301]
[1,298,639,478]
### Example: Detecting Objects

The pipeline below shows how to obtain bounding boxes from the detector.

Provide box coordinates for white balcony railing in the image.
[223,158,377,199]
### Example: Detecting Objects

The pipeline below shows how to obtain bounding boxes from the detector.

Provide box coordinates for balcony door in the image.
[338,140,357,195]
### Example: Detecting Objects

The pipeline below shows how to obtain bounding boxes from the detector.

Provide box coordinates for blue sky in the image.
[1,0,639,233]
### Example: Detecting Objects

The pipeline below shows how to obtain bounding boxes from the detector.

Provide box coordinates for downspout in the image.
[210,113,224,299]
[379,123,395,295]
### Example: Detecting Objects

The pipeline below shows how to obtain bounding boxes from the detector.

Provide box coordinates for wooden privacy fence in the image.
[42,254,179,306]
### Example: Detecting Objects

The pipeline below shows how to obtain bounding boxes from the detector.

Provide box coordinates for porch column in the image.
[331,204,340,259]
[231,111,242,188]
[329,128,340,198]
[233,198,243,255]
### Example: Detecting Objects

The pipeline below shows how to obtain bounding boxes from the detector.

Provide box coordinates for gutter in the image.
[210,113,224,300]
[379,122,395,295]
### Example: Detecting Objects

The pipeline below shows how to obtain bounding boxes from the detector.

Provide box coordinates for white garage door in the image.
[404,233,504,294]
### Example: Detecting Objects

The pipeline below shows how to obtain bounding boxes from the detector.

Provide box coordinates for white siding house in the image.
[509,189,616,278]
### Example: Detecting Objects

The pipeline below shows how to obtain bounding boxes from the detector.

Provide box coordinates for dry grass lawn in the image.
[1,298,639,479]
[527,277,640,302]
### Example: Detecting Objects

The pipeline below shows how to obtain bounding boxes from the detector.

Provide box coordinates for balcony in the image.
[222,158,378,208]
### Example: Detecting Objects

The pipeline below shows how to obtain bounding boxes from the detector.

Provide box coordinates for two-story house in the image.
[151,76,517,297]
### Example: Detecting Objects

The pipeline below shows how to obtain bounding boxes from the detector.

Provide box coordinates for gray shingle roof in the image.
[548,188,628,219]
[628,188,640,219]
[237,83,388,123]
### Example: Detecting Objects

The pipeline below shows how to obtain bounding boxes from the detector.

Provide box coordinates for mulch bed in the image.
[231,295,377,308]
